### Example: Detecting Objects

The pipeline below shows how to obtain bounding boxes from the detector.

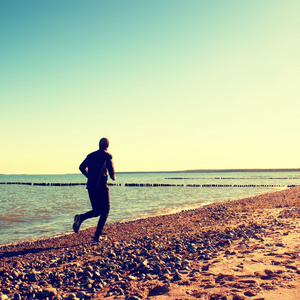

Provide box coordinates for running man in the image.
[73,137,116,242]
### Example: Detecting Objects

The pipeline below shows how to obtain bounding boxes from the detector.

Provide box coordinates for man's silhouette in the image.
[73,137,115,242]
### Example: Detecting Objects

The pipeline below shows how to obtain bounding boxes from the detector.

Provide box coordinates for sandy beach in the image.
[1,187,300,300]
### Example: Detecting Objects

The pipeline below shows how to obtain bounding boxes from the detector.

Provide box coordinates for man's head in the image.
[99,137,109,150]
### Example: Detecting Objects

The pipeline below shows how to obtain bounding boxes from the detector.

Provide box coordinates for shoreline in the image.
[0,187,290,249]
[1,187,300,299]
[1,187,284,248]
[0,186,291,248]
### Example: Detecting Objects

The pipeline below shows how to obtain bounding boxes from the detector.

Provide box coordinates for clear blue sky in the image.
[1,1,299,174]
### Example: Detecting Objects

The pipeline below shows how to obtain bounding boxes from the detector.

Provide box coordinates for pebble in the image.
[76,291,89,299]
[126,296,141,300]
[28,272,38,282]
[67,293,78,299]
[173,270,182,281]
[148,284,170,296]
[42,287,57,297]
[202,265,210,271]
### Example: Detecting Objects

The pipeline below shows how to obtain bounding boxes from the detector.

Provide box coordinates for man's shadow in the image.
[0,242,87,259]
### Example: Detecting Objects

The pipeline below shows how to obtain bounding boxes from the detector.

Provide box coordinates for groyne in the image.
[0,182,298,188]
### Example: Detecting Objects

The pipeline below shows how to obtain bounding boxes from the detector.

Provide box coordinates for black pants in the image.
[80,185,110,239]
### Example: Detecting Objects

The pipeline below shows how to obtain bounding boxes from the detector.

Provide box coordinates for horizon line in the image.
[1,168,300,175]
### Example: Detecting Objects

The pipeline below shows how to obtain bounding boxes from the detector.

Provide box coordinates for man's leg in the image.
[93,186,110,241]
[73,190,101,233]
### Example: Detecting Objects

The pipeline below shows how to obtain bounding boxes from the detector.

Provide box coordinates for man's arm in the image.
[79,157,88,178]
[107,156,116,181]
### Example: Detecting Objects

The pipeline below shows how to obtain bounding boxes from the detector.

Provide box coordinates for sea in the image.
[1,171,300,246]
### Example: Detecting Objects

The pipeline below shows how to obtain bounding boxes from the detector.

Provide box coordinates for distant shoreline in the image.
[2,168,300,175]
[117,168,300,174]
[175,168,300,173]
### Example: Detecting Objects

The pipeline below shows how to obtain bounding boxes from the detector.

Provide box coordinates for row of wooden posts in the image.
[0,182,298,188]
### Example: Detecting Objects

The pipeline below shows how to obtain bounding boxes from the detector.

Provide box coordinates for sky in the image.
[1,0,299,174]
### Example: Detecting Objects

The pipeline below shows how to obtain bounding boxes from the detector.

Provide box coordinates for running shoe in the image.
[73,214,81,233]
[92,236,106,243]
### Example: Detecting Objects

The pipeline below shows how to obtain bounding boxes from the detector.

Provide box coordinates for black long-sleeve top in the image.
[79,149,115,190]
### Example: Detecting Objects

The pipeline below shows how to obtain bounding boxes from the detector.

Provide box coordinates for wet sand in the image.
[1,187,300,299]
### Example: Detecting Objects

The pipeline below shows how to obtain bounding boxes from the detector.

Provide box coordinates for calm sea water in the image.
[1,172,300,245]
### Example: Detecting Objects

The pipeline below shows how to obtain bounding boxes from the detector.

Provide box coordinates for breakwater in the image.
[0,182,120,186]
[1,172,299,245]
[0,182,298,188]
